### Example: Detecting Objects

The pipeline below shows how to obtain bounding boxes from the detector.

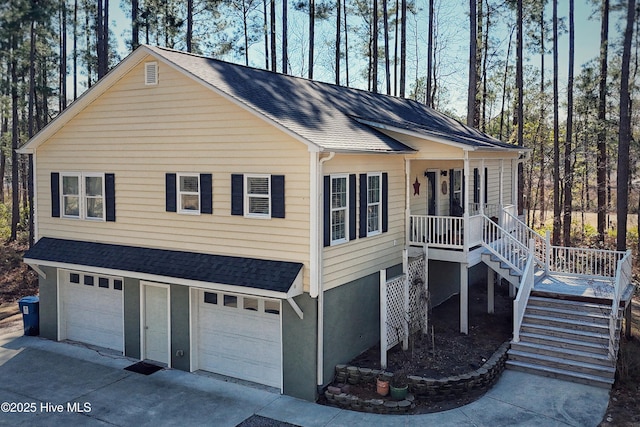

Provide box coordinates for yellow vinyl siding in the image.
[322,154,405,291]
[36,56,311,289]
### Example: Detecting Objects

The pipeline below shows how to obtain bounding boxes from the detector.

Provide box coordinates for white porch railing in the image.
[513,240,536,342]
[482,216,530,274]
[609,250,633,360]
[502,210,546,267]
[409,215,464,248]
[468,203,501,218]
[549,246,626,278]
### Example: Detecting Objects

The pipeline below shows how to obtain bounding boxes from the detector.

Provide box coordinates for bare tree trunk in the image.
[539,8,546,226]
[467,0,477,126]
[187,0,193,52]
[344,0,349,86]
[426,0,433,106]
[383,0,390,95]
[616,0,635,251]
[73,0,79,100]
[481,1,489,132]
[270,0,276,71]
[475,0,482,128]
[336,0,341,84]
[60,1,68,111]
[552,0,561,246]
[399,0,406,96]
[10,34,20,242]
[263,0,269,68]
[282,0,288,73]
[309,0,315,79]
[132,0,139,49]
[596,0,609,243]
[516,0,524,215]
[372,0,378,93]
[562,0,575,246]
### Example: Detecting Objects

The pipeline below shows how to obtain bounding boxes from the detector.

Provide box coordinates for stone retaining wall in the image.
[324,341,510,414]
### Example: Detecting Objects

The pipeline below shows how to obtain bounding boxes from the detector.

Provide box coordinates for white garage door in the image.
[197,290,282,388]
[60,271,124,353]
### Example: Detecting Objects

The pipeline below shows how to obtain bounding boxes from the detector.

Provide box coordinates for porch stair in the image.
[480,250,525,287]
[506,295,620,388]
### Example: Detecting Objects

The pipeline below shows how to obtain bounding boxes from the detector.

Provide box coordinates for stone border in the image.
[324,341,510,414]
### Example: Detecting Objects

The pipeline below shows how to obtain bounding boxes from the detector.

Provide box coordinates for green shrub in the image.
[0,203,10,241]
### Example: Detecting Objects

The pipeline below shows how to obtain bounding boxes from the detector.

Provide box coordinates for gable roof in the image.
[20,45,523,155]
[24,238,304,298]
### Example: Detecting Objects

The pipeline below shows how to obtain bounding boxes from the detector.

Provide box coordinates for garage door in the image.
[196,290,282,388]
[60,271,124,353]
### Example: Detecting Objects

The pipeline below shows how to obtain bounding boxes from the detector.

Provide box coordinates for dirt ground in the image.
[323,282,514,413]
[0,240,38,326]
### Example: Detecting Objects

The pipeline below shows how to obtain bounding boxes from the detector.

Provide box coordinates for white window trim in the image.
[244,174,271,219]
[177,173,201,215]
[60,172,105,221]
[366,172,382,237]
[330,174,349,245]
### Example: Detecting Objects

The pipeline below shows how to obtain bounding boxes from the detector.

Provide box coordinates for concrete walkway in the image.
[0,324,610,426]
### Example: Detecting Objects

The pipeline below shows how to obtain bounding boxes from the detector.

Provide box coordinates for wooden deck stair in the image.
[506,295,621,388]
[480,250,526,287]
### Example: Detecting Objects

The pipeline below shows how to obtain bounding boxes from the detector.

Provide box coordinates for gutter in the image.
[315,151,334,392]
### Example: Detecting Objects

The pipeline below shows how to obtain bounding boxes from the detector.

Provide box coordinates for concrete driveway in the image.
[0,323,610,426]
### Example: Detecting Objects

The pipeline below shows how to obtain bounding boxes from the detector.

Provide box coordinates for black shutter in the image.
[359,174,367,238]
[231,174,244,215]
[200,174,213,214]
[382,173,388,233]
[105,173,116,221]
[272,175,285,218]
[51,172,60,217]
[323,176,331,247]
[165,173,177,212]
[484,168,489,204]
[449,169,454,213]
[349,174,356,241]
[473,168,480,204]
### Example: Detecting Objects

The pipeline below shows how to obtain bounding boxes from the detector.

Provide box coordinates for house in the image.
[22,45,626,401]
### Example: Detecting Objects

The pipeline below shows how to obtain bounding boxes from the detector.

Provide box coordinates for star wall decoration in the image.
[413,177,420,196]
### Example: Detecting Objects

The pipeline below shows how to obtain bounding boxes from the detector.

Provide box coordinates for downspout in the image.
[315,151,334,392]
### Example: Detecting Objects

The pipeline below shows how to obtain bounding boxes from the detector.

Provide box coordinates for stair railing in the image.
[501,209,546,268]
[513,239,536,343]
[609,250,633,360]
[482,215,530,275]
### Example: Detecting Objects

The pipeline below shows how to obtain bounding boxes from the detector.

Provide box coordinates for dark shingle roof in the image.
[148,46,518,153]
[25,238,303,293]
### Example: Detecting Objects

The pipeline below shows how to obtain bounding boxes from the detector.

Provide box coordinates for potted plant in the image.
[376,372,391,396]
[390,370,408,400]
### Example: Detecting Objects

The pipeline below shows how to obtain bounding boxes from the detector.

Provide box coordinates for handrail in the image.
[409,215,464,248]
[482,215,530,274]
[501,209,546,267]
[609,250,633,360]
[513,239,536,342]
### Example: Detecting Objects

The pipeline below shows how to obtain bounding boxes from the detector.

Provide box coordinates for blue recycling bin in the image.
[18,296,39,336]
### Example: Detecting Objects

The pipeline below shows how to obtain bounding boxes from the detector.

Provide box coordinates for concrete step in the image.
[510,341,614,367]
[518,332,610,355]
[506,360,614,389]
[523,313,611,335]
[520,322,610,346]
[508,349,616,379]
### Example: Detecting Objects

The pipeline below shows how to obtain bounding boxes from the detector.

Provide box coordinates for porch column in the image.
[480,159,485,215]
[512,159,518,209]
[463,152,470,253]
[460,264,468,334]
[487,268,495,314]
[499,160,505,225]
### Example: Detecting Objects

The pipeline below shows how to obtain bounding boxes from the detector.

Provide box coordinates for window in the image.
[243,298,259,311]
[264,300,280,315]
[84,275,94,286]
[178,173,200,214]
[113,280,123,291]
[98,277,109,288]
[60,173,105,220]
[245,175,271,217]
[451,169,463,216]
[62,174,80,218]
[223,295,237,308]
[204,292,218,304]
[69,273,80,284]
[330,175,348,244]
[367,173,382,236]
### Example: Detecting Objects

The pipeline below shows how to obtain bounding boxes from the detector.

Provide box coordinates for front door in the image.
[143,283,170,366]
[426,171,436,215]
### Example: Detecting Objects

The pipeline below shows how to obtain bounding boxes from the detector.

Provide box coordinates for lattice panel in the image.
[408,257,427,334]
[385,275,405,350]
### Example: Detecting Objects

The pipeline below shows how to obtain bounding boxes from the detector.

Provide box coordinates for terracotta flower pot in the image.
[376,379,389,396]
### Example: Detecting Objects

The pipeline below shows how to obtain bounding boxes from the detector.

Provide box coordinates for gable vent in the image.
[145,62,158,85]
